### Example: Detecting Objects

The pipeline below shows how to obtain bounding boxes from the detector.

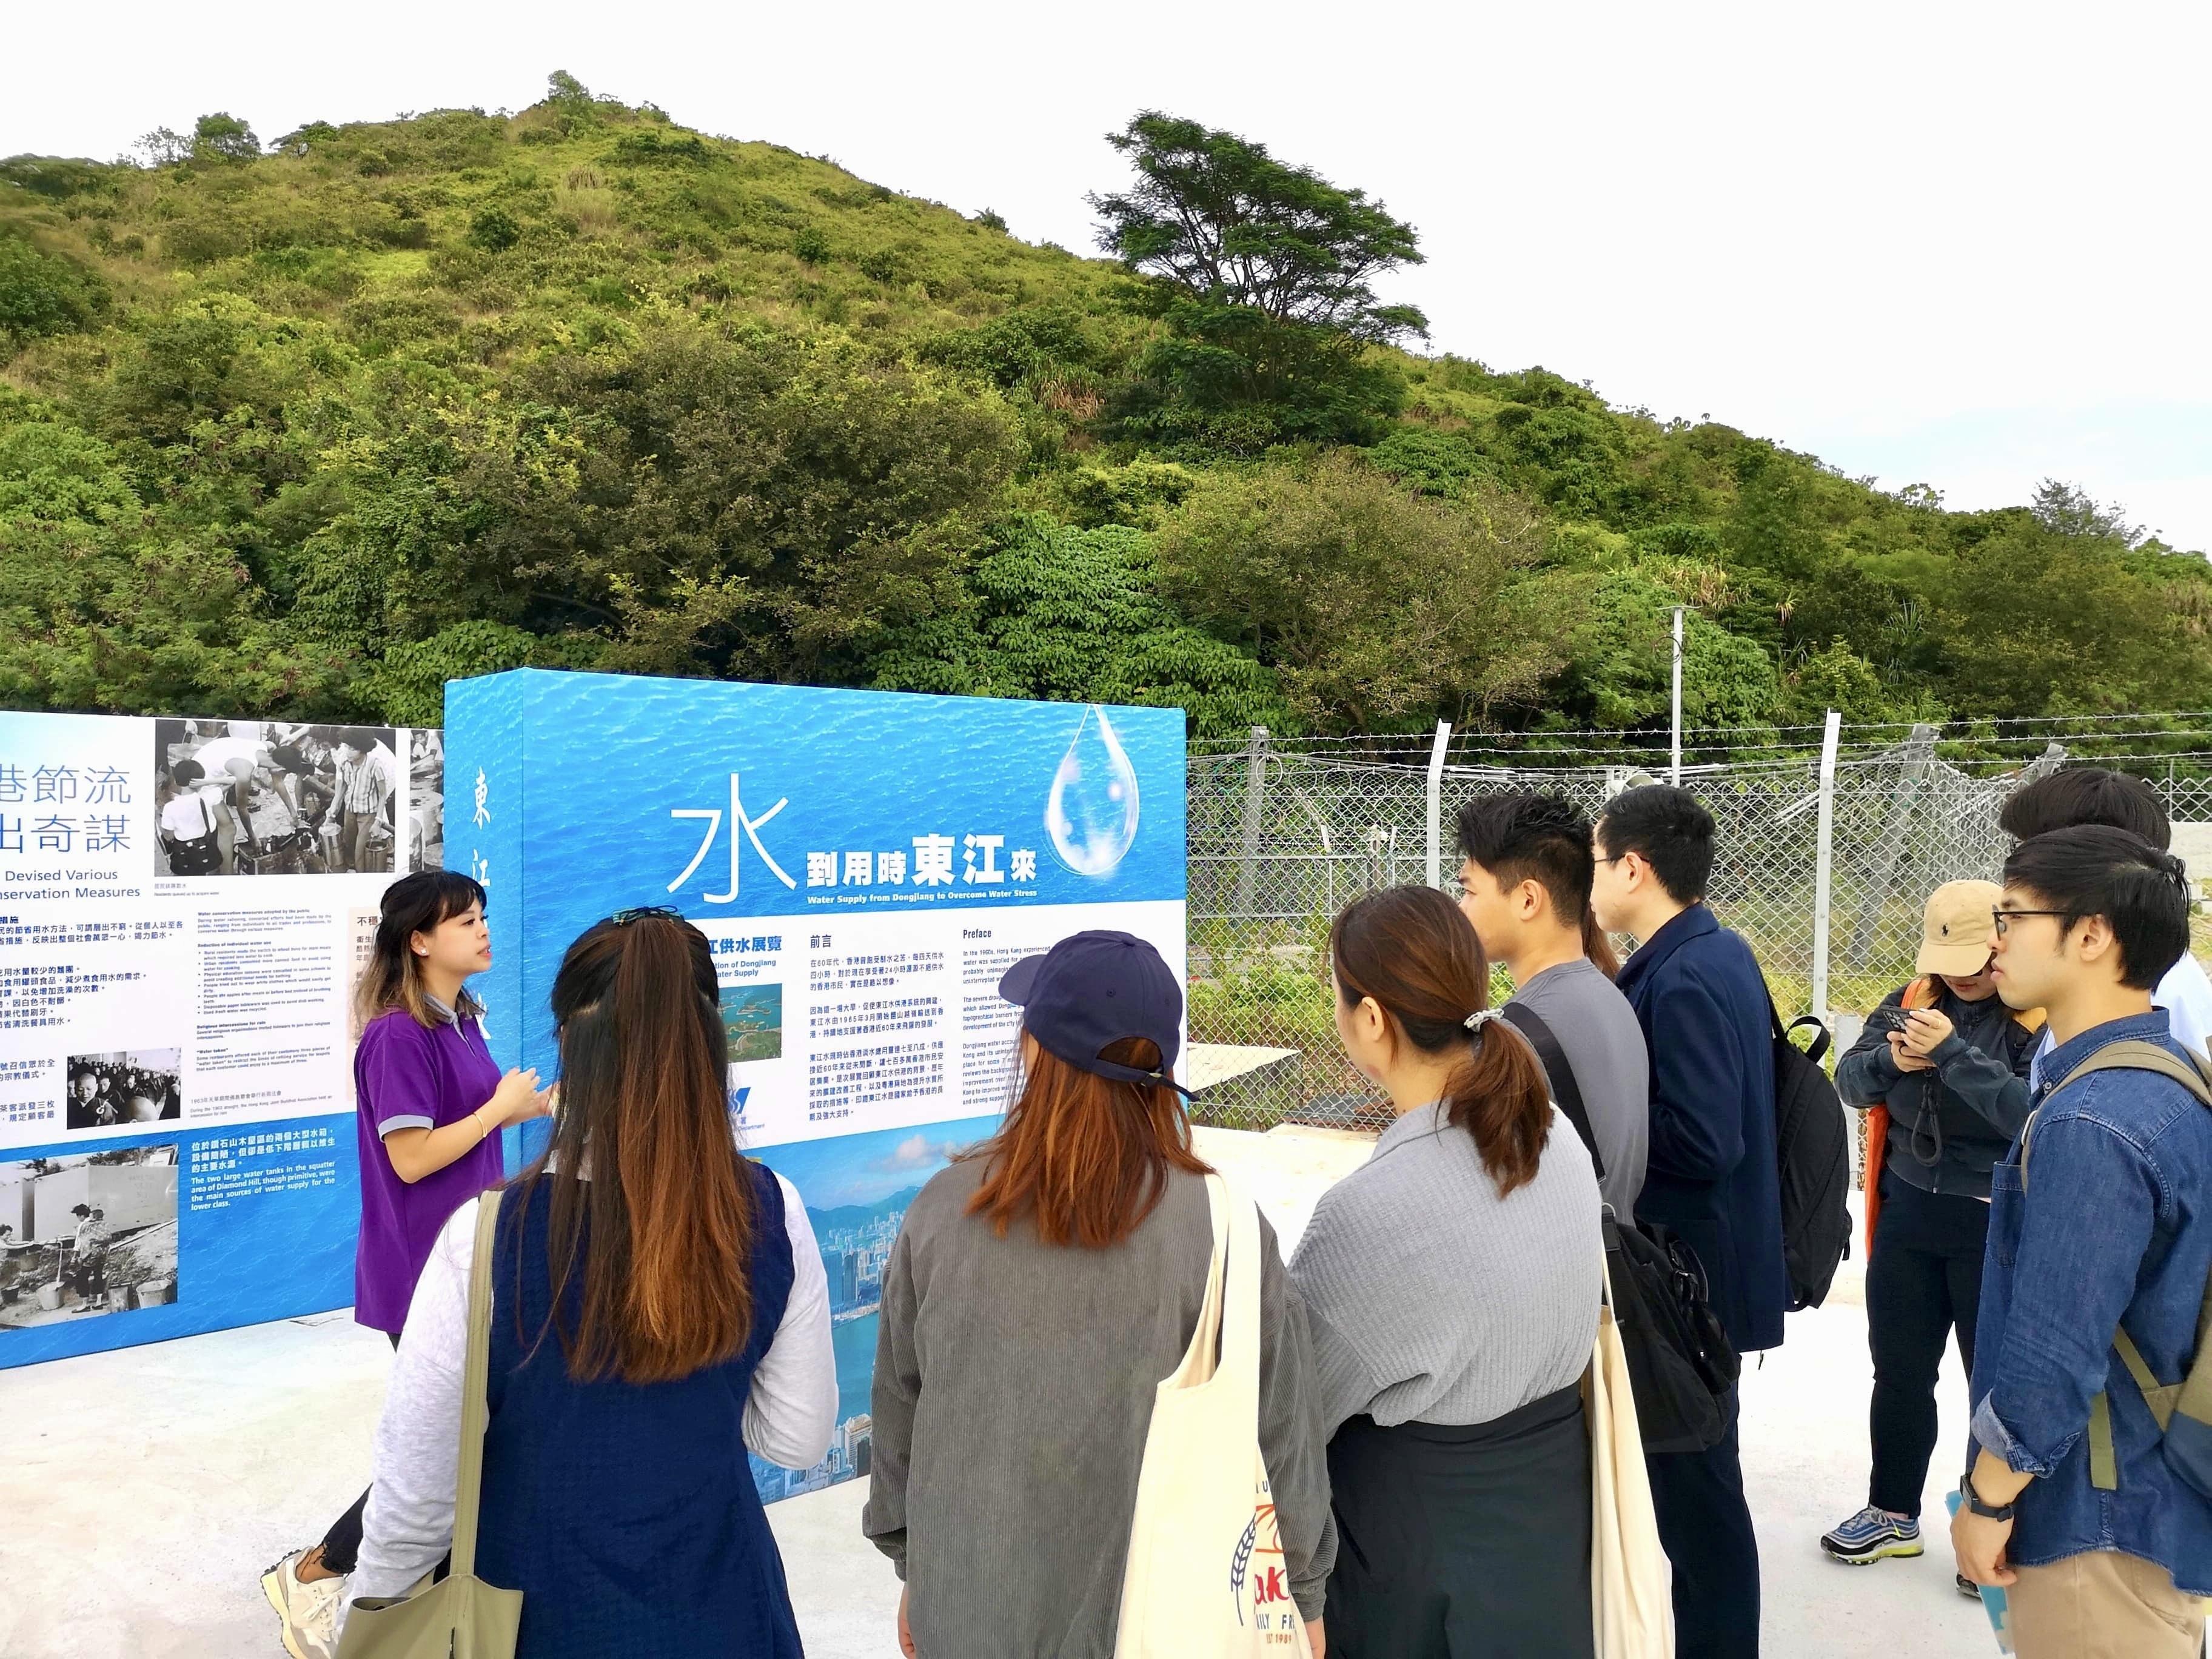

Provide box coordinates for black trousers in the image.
[318,1329,402,1574]
[1646,1387,1758,1659]
[1865,1173,1988,1517]
[1326,1384,1594,1658]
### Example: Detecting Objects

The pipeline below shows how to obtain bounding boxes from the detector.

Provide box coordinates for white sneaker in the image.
[260,1550,344,1659]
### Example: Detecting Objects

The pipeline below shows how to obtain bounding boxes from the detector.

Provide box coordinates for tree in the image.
[1091,114,1426,450]
[1153,454,1562,731]
[869,514,1285,734]
[2031,478,2145,548]
[191,113,260,162]
[1090,113,1425,341]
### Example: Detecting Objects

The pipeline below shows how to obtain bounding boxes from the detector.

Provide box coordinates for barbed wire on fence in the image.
[1185,717,2212,1133]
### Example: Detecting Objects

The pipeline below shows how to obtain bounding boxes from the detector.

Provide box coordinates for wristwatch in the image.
[1958,1472,2016,1521]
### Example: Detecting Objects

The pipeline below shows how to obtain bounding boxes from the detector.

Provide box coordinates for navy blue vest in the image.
[478,1159,802,1658]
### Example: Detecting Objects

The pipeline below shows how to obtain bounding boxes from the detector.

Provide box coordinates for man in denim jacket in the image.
[1956,825,2212,1657]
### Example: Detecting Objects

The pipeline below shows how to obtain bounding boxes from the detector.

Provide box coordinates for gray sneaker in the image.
[260,1550,344,1659]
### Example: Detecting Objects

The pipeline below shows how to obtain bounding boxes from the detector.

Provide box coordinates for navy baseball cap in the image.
[999,930,1188,1096]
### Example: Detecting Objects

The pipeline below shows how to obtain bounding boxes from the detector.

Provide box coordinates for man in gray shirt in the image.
[1456,792,1651,1213]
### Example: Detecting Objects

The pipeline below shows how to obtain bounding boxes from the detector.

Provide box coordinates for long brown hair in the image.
[1332,885,1555,1197]
[965,1035,1209,1248]
[510,911,754,1384]
[353,870,488,1036]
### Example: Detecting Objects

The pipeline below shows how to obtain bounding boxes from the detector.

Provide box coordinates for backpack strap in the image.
[2024,1036,2212,1489]
[1501,1000,1606,1184]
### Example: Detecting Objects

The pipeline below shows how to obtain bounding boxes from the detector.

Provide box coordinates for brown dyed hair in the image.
[965,1035,1209,1248]
[1332,885,1555,1198]
[509,911,755,1384]
[353,870,489,1036]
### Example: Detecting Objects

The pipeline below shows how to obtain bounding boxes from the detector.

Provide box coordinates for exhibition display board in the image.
[0,711,441,1369]
[446,669,1187,1500]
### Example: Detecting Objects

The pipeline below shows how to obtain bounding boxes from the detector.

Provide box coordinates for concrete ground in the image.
[0,1128,2102,1658]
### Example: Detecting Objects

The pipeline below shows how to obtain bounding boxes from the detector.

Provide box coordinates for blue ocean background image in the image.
[447,671,1186,1082]
[745,1114,1000,1503]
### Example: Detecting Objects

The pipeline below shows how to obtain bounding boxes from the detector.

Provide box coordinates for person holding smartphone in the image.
[1822,880,2039,1589]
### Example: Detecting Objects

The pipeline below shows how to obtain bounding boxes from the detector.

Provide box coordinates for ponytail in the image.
[1581,910,1621,980]
[517,910,756,1385]
[1332,885,1555,1198]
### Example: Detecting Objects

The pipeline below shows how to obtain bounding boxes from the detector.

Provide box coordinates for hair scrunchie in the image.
[1463,1008,1501,1036]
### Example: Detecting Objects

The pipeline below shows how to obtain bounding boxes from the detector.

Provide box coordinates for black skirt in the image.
[1325,1382,1594,1659]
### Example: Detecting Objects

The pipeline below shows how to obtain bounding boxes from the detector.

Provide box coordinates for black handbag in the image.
[1502,997,1739,1453]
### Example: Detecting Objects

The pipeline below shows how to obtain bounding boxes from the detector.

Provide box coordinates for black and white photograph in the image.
[154,719,400,877]
[408,729,444,872]
[0,1146,180,1330]
[65,1050,181,1131]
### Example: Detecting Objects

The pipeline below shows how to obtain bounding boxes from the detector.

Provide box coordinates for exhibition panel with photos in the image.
[447,669,1187,1503]
[0,712,438,1366]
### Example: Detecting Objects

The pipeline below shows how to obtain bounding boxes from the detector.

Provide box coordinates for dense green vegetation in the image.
[5,77,2207,737]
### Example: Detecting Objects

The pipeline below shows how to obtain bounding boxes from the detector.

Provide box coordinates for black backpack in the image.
[1502,999,1738,1453]
[1770,1002,1853,1311]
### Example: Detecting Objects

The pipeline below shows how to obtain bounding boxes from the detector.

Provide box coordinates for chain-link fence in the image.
[1185,723,2210,1130]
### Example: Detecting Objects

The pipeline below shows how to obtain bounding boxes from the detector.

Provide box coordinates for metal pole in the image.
[1426,720,1452,890]
[1811,709,1842,1024]
[1232,725,1269,917]
[1670,607,1685,786]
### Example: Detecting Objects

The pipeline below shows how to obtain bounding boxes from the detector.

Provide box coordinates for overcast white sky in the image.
[10,1,2209,548]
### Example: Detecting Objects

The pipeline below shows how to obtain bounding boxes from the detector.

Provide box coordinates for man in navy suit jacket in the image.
[1595,785,1785,1659]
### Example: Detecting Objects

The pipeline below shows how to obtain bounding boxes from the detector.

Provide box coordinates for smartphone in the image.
[1864,1006,1912,1037]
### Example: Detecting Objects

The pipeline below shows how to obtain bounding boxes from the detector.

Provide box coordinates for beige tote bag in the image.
[337,1191,524,1659]
[1588,1255,1675,1659]
[1115,1173,1312,1658]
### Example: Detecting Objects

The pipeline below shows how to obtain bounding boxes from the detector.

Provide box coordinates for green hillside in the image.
[5,76,2207,738]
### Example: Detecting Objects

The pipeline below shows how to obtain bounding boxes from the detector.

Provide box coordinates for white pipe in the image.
[1426,720,1452,889]
[1811,708,1843,1023]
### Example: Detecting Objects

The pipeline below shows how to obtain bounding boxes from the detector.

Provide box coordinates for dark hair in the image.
[965,1034,1209,1248]
[1456,793,1596,928]
[513,911,757,1384]
[353,870,488,1033]
[1596,785,1715,904]
[172,758,204,787]
[2002,826,2191,991]
[1999,768,2170,850]
[1330,885,1553,1197]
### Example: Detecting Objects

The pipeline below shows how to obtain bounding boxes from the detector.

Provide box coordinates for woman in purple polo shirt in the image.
[261,869,549,1659]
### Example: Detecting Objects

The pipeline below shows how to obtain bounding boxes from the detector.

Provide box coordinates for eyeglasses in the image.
[1991,908,2070,937]
[608,905,682,927]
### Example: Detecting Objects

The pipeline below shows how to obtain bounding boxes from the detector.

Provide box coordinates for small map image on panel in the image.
[721,985,783,1063]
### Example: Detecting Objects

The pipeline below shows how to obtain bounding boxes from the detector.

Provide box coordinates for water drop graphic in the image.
[1045,705,1141,877]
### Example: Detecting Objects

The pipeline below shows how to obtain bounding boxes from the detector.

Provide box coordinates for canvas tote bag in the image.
[337,1191,525,1659]
[1115,1173,1312,1658]
[1588,1252,1675,1659]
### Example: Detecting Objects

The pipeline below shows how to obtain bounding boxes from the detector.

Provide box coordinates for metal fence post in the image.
[1670,606,1685,786]
[1232,725,1269,917]
[1811,709,1842,1022]
[1426,720,1452,889]
[1849,722,1938,961]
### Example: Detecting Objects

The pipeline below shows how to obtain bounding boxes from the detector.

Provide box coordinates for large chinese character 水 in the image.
[668,773,798,902]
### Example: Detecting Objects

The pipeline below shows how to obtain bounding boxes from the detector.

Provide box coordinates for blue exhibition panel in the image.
[444,669,1187,1498]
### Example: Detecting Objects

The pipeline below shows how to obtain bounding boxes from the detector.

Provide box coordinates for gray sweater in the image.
[1290,1103,1603,1439]
[863,1158,1335,1655]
